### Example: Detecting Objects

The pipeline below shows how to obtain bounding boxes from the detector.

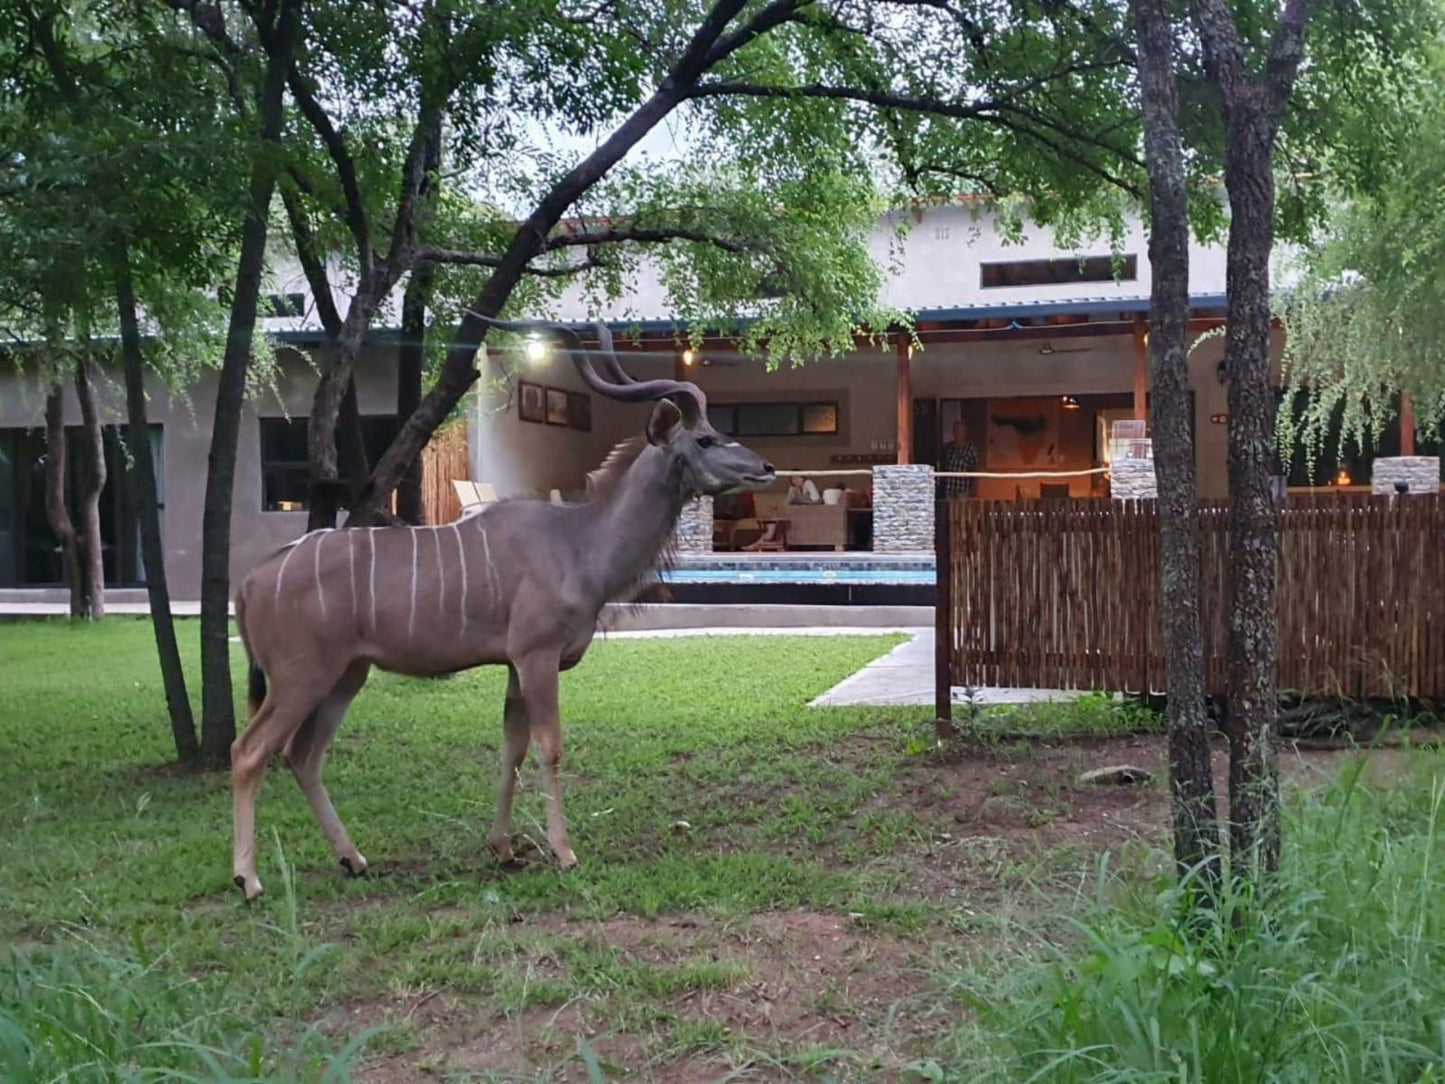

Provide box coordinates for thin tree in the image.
[116,242,199,766]
[72,355,107,620]
[42,382,82,617]
[1132,0,1222,883]
[1192,0,1320,874]
[197,0,302,767]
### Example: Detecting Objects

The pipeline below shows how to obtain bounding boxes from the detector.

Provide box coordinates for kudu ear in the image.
[646,399,684,446]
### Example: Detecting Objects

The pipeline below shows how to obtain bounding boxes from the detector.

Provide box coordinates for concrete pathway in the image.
[808,628,1083,708]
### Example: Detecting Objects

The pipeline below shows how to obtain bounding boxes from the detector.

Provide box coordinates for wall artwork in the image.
[987,397,1061,469]
[545,387,570,427]
[518,381,545,424]
[566,391,592,432]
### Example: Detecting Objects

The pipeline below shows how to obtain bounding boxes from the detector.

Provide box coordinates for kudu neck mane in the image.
[580,436,690,598]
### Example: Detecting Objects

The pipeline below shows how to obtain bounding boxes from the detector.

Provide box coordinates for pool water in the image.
[662,567,936,585]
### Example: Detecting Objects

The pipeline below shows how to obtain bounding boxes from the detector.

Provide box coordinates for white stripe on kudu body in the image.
[433,527,445,622]
[314,532,328,619]
[479,523,499,616]
[451,523,468,635]
[348,531,357,624]
[408,530,419,638]
[367,528,378,635]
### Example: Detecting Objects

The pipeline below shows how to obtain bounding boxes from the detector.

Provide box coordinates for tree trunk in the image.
[306,291,390,531]
[72,356,107,620]
[198,0,300,769]
[116,243,199,767]
[1222,106,1282,874]
[1134,0,1222,885]
[395,264,434,525]
[305,368,369,532]
[43,384,83,617]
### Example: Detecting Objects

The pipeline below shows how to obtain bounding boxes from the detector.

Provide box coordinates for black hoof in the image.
[234,874,246,891]
[339,856,366,878]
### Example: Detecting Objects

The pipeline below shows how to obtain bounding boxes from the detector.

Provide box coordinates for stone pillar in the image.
[1108,433,1158,500]
[1110,459,1158,500]
[873,464,934,552]
[674,496,714,554]
[1371,456,1441,495]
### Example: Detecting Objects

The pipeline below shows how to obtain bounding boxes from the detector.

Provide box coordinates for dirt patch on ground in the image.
[356,907,938,1083]
[352,735,1418,1082]
[871,733,1418,893]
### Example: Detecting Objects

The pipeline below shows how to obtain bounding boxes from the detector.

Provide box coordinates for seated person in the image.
[787,475,821,504]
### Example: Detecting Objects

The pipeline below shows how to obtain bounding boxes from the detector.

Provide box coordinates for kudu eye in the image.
[696,435,716,449]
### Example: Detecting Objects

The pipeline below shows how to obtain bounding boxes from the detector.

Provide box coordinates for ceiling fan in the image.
[1037,340,1093,356]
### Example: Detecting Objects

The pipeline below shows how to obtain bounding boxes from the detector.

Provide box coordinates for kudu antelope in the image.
[230,318,774,899]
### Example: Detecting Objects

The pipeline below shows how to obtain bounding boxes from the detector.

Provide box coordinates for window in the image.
[0,425,159,587]
[265,292,306,318]
[980,254,1137,289]
[707,400,840,438]
[259,415,399,511]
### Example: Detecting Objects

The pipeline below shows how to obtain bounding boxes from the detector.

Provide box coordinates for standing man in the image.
[939,419,978,497]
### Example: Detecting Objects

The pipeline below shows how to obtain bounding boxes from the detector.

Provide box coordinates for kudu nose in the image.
[762,460,775,474]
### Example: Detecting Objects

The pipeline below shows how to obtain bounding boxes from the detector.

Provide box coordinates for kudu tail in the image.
[234,587,266,719]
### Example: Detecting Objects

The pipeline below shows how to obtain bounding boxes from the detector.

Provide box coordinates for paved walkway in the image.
[808,628,1082,708]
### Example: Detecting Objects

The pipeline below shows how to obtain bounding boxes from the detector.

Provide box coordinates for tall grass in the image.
[923,751,1445,1083]
[0,839,363,1083]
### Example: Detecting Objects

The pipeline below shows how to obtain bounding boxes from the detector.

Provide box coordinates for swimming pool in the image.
[662,567,937,585]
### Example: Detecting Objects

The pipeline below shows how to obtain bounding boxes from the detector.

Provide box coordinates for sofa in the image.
[716,490,853,550]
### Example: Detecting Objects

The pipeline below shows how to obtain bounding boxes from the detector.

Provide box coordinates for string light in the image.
[681,348,697,366]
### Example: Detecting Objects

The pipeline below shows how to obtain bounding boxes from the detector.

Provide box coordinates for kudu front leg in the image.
[515,654,577,869]
[487,666,530,863]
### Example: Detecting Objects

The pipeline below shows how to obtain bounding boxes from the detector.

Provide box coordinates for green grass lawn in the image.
[3,619,1441,1083]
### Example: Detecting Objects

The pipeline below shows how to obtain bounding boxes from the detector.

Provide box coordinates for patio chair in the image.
[452,480,499,514]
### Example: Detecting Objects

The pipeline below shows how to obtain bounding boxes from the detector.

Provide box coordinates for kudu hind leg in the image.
[487,666,530,863]
[286,662,371,877]
[232,687,326,900]
[515,654,577,869]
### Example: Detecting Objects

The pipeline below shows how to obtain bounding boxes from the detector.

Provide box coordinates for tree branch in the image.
[384,103,443,269]
[703,0,814,68]
[1189,0,1247,103]
[690,81,1142,194]
[547,226,754,252]
[279,180,342,337]
[1265,0,1321,115]
[413,249,611,278]
[284,63,373,272]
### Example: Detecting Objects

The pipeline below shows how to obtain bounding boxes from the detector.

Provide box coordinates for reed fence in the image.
[936,494,1445,712]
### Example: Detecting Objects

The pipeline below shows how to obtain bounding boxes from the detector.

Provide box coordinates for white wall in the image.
[258,204,1235,334]
[468,349,646,498]
[546,204,1231,323]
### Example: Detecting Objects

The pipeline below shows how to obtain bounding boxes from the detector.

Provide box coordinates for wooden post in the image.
[935,494,954,734]
[1132,318,1149,422]
[896,332,912,464]
[1401,392,1417,456]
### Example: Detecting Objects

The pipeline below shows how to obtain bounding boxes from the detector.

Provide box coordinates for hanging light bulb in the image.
[681,348,697,366]
[524,336,547,364]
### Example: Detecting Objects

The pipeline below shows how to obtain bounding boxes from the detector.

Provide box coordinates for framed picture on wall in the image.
[545,387,570,426]
[518,381,545,423]
[566,391,592,432]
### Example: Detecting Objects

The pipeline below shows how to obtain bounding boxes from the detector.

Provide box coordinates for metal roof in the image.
[267,291,1231,346]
